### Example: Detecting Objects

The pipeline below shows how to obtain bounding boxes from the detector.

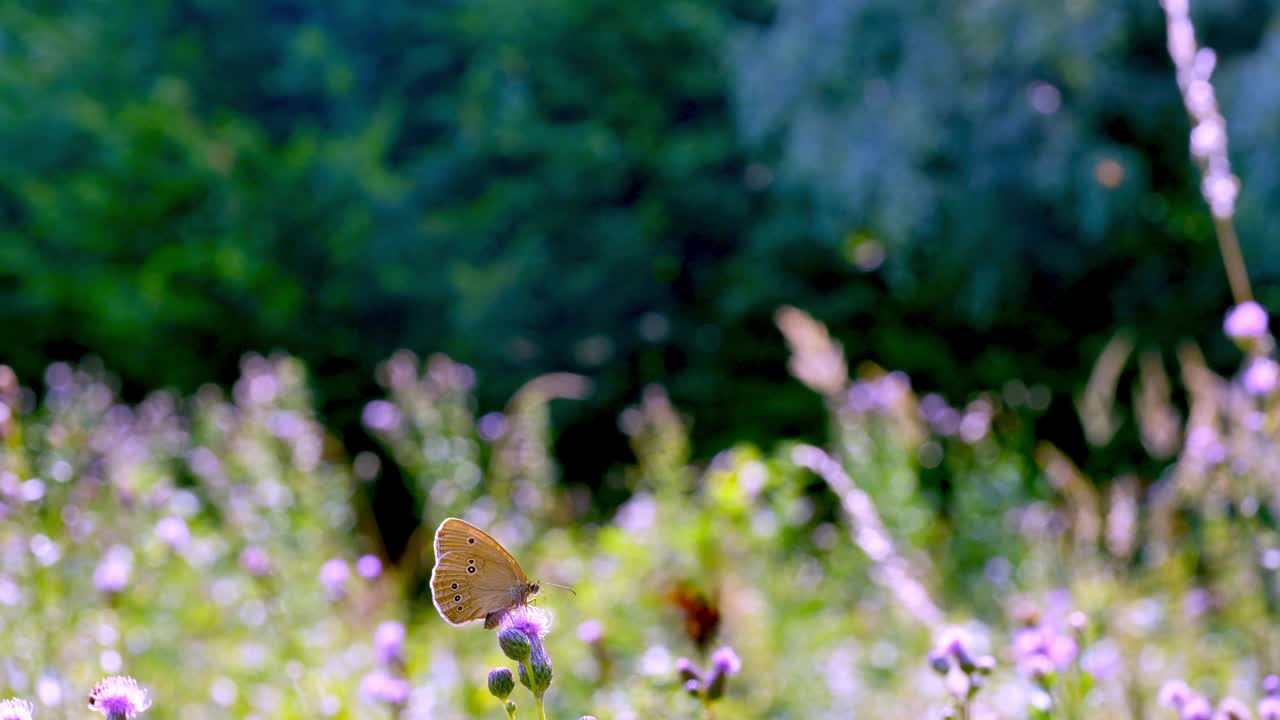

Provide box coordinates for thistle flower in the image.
[675,657,701,683]
[1242,358,1279,396]
[373,621,405,666]
[710,646,742,676]
[0,698,33,720]
[359,669,410,706]
[1225,302,1269,340]
[153,517,189,549]
[488,668,515,701]
[1217,697,1253,720]
[239,546,271,577]
[356,554,383,579]
[1259,696,1280,720]
[1159,679,1193,709]
[928,647,951,675]
[576,620,602,645]
[499,605,552,641]
[87,676,150,719]
[319,558,349,598]
[1181,694,1212,720]
[93,547,132,595]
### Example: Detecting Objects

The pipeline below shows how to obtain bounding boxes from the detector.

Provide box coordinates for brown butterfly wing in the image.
[431,517,529,626]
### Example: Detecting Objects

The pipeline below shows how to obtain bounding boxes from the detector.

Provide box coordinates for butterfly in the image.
[431,517,541,629]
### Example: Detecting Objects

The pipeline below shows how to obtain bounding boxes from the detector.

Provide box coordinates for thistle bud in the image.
[928,648,951,675]
[499,627,532,662]
[528,640,554,695]
[505,700,517,716]
[684,679,702,698]
[675,657,701,684]
[488,668,515,701]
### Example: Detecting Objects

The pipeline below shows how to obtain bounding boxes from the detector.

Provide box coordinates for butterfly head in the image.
[527,582,542,598]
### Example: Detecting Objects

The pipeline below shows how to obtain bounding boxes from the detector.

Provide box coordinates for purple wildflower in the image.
[239,547,271,577]
[1266,675,1280,697]
[576,620,602,645]
[153,517,189,549]
[1217,697,1253,720]
[320,558,349,598]
[675,657,700,683]
[683,679,701,698]
[356,554,383,579]
[1225,301,1269,339]
[0,699,33,720]
[1260,696,1280,720]
[359,670,410,706]
[1242,357,1279,396]
[1013,624,1077,676]
[927,647,951,674]
[499,605,552,641]
[1160,679,1193,709]
[362,401,402,434]
[710,647,742,676]
[93,547,133,595]
[373,621,405,665]
[1181,694,1212,720]
[87,676,150,719]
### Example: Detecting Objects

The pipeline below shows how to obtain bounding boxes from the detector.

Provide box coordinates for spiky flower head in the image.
[1217,697,1253,720]
[373,621,406,665]
[87,676,151,719]
[499,605,552,641]
[0,698,33,720]
[710,647,742,677]
[359,670,410,706]
[499,627,532,662]
[488,668,515,700]
[1159,680,1193,710]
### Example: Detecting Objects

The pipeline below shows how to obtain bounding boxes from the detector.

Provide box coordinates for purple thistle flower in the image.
[1242,357,1279,396]
[239,546,271,577]
[675,657,700,683]
[1259,696,1280,720]
[927,647,951,675]
[683,679,701,698]
[710,647,742,676]
[1160,680,1193,709]
[359,670,410,706]
[356,554,383,579]
[93,547,133,595]
[1266,675,1280,697]
[0,698,33,720]
[362,401,402,433]
[576,620,602,645]
[153,517,189,549]
[87,676,150,719]
[1225,301,1269,339]
[320,558,349,598]
[1013,623,1077,676]
[1181,694,1212,720]
[373,621,405,666]
[1218,697,1253,720]
[499,605,552,641]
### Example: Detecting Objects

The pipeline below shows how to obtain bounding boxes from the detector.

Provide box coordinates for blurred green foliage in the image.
[2,0,1279,485]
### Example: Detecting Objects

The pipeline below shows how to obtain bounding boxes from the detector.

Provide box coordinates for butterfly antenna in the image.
[542,581,577,596]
